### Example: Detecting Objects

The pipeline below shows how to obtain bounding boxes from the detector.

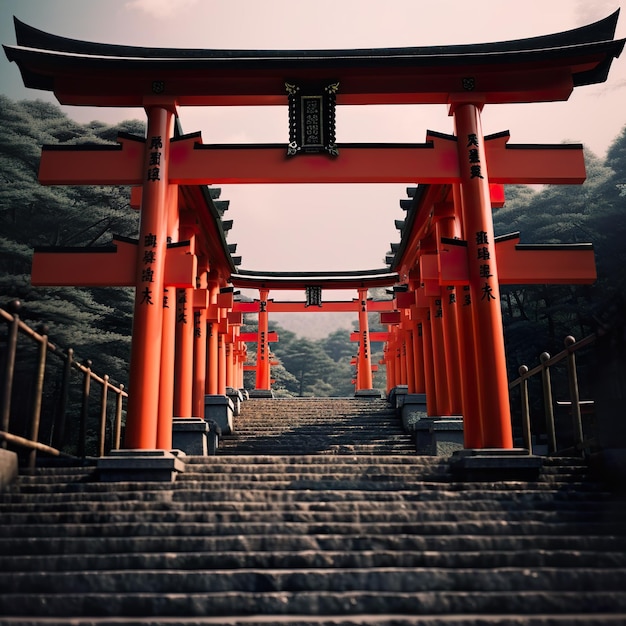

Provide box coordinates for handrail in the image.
[0,299,128,470]
[509,334,596,457]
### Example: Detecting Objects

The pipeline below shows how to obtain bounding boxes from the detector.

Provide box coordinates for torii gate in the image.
[231,270,399,395]
[4,12,624,452]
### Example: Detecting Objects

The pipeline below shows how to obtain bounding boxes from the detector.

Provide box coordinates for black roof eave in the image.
[10,10,621,60]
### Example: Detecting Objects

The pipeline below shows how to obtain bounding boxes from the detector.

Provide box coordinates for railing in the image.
[0,300,127,470]
[509,334,597,457]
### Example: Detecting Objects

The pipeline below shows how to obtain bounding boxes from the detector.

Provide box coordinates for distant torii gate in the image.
[4,12,623,452]
[231,270,399,396]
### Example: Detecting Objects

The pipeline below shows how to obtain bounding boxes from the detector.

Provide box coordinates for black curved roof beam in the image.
[4,12,624,106]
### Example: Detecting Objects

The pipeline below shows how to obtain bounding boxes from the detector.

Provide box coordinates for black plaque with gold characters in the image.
[286,81,339,157]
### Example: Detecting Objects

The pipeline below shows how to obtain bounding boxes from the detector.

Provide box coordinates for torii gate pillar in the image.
[452,101,513,449]
[124,104,174,449]
[254,288,272,394]
[355,288,379,397]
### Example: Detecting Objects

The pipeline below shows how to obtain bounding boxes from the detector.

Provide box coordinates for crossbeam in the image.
[233,300,397,313]
[350,332,390,343]
[239,331,279,343]
[31,238,196,288]
[434,234,597,286]
[38,134,586,186]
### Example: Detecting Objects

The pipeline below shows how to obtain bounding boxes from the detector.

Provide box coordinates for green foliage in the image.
[0,96,144,385]
[495,131,626,373]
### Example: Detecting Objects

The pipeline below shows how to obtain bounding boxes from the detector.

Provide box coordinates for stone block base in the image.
[204,395,234,434]
[248,389,274,398]
[0,448,18,489]
[172,418,209,456]
[354,389,383,399]
[416,417,464,456]
[97,449,186,482]
[450,448,543,481]
[226,387,244,416]
[400,394,428,432]
[388,385,409,409]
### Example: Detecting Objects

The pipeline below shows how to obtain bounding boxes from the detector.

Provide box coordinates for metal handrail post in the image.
[78,360,92,458]
[518,365,532,453]
[98,375,109,457]
[113,384,124,450]
[564,335,584,453]
[53,347,73,449]
[540,352,557,453]
[0,302,20,446]
[27,329,48,472]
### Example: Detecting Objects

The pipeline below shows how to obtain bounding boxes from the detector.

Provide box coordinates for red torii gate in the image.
[230,270,398,395]
[4,12,623,451]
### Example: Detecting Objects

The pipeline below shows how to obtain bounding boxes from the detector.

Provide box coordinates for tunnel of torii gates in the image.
[4,13,624,451]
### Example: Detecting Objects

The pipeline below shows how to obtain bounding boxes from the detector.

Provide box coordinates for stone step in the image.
[222,398,411,456]
[3,547,625,572]
[217,447,417,456]
[2,506,620,526]
[2,545,626,572]
[3,566,626,595]
[0,614,623,626]
[2,483,617,509]
[1,484,619,509]
[1,589,625,618]
[2,533,624,557]
[0,494,619,514]
[2,519,623,540]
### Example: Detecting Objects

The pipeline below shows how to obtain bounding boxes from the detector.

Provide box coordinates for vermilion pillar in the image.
[256,288,271,390]
[411,315,426,394]
[217,333,227,395]
[124,105,173,449]
[174,286,194,417]
[453,102,513,448]
[382,336,396,393]
[429,295,451,415]
[404,324,416,394]
[192,262,209,418]
[399,330,408,386]
[206,282,219,395]
[156,183,179,449]
[225,339,234,389]
[457,285,484,447]
[438,217,464,416]
[356,288,373,390]
[419,306,438,416]
[452,184,484,447]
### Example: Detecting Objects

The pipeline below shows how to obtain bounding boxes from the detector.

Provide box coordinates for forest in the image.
[1,95,625,400]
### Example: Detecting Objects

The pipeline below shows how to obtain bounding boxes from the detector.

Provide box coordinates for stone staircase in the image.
[219,397,416,455]
[0,397,625,624]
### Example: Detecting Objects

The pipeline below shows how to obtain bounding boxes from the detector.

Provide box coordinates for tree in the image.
[0,96,145,386]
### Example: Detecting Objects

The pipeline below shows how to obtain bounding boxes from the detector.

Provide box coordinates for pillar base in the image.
[248,389,274,398]
[172,418,209,456]
[400,393,428,432]
[225,387,244,416]
[388,385,409,409]
[204,395,234,434]
[449,448,543,481]
[96,449,186,482]
[354,389,383,399]
[416,417,464,456]
[0,448,18,489]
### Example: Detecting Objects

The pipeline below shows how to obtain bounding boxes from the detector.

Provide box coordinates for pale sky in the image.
[1,0,625,308]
